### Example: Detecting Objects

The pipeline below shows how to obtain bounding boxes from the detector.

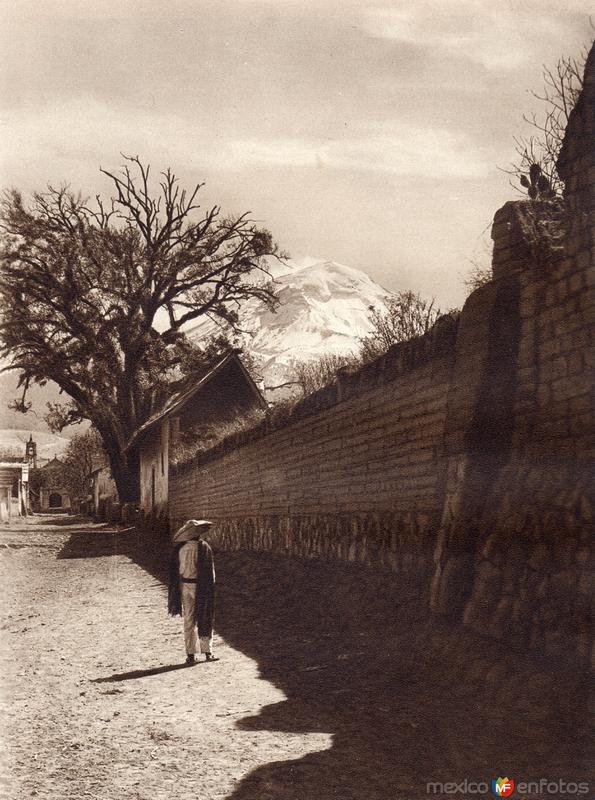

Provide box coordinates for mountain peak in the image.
[188,258,395,396]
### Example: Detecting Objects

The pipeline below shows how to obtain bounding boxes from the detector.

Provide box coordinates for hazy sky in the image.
[0,0,591,308]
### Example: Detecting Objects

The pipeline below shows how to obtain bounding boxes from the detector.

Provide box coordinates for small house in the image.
[130,351,266,524]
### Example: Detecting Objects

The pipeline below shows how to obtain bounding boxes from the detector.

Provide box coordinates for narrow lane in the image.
[0,515,331,800]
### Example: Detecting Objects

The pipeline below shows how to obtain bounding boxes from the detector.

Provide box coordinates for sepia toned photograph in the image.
[0,2,593,798]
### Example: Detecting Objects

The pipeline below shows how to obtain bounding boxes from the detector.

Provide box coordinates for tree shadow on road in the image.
[57,526,592,800]
[57,524,164,570]
[33,514,90,527]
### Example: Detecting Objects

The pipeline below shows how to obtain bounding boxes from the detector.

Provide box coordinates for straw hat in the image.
[172,519,213,543]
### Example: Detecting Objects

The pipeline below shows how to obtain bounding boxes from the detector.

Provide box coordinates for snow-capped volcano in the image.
[186,258,394,393]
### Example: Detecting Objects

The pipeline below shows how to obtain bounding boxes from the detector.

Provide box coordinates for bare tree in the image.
[504,51,586,195]
[28,468,48,507]
[0,156,281,501]
[359,291,439,363]
[464,259,493,293]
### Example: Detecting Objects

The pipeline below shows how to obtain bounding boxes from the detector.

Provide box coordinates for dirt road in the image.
[0,515,330,800]
[0,514,591,800]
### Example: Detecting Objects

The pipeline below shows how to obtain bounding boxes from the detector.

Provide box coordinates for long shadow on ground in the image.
[58,524,593,800]
[92,663,192,682]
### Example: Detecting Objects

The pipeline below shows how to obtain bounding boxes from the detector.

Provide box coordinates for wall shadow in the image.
[57,526,592,800]
[213,551,592,800]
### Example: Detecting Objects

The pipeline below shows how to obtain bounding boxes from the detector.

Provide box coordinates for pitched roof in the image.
[40,456,63,469]
[128,351,266,451]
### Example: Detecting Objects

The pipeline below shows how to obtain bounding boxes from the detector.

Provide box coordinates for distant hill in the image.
[0,371,86,440]
[0,428,70,463]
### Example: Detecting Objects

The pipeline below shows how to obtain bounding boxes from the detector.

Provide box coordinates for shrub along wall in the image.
[169,45,594,670]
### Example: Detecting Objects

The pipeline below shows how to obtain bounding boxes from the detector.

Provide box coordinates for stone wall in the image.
[168,45,594,670]
[429,195,594,669]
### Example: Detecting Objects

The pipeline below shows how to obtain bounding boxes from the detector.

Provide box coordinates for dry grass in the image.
[170,407,267,466]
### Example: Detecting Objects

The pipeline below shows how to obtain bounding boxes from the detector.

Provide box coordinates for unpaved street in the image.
[0,515,591,800]
[0,516,330,800]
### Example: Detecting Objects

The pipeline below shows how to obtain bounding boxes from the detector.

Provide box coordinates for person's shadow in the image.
[92,663,190,682]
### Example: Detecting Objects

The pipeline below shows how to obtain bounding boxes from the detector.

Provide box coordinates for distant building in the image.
[0,460,29,522]
[35,456,71,512]
[130,351,266,525]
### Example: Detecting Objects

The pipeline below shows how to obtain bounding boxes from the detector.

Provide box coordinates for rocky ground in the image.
[0,514,591,800]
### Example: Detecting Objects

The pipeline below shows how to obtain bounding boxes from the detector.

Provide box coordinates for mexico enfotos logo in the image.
[491,777,514,797]
[426,776,590,796]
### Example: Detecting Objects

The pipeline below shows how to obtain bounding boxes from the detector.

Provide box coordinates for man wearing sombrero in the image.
[168,519,219,665]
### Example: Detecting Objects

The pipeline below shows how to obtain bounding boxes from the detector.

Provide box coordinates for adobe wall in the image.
[169,44,594,670]
[171,320,458,600]
[430,44,594,669]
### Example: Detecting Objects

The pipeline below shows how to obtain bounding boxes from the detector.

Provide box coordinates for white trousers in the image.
[180,582,213,655]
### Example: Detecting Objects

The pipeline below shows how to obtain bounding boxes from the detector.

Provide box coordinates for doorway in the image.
[49,492,62,508]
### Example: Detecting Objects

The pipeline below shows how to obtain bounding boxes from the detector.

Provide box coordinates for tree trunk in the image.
[107,447,140,504]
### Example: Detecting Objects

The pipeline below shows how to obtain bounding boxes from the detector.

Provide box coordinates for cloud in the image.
[1,0,213,21]
[1,96,490,184]
[0,97,217,179]
[229,130,490,178]
[360,1,588,70]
